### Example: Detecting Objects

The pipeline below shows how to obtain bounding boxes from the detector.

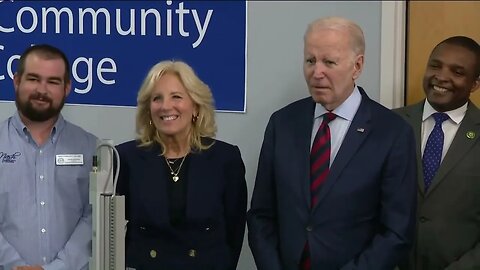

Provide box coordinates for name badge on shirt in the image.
[56,154,84,165]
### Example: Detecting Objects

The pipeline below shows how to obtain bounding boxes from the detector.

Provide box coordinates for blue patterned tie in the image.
[422,112,449,191]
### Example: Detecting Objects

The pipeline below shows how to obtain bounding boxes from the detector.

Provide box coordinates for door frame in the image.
[379,1,406,109]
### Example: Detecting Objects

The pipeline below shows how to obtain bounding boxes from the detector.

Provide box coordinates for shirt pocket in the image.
[55,165,89,214]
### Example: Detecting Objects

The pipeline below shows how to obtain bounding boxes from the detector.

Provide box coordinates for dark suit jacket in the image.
[116,138,247,270]
[395,100,480,270]
[247,87,418,270]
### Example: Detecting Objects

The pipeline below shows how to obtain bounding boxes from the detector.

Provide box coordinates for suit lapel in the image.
[139,144,170,219]
[297,99,317,208]
[313,90,372,209]
[185,145,214,218]
[402,102,426,195]
[426,102,480,196]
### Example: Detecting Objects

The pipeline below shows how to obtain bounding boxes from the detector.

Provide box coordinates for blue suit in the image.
[248,87,417,270]
[116,138,247,270]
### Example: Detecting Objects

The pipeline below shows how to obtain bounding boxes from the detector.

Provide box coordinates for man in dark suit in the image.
[247,16,417,270]
[395,36,480,270]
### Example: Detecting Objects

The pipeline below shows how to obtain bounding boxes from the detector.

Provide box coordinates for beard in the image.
[15,91,66,122]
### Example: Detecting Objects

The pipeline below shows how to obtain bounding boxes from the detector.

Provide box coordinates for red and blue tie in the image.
[300,112,336,270]
[310,112,337,207]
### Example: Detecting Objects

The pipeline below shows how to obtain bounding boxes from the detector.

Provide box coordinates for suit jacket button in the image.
[150,249,157,258]
[188,249,197,257]
[419,216,428,223]
[306,226,313,232]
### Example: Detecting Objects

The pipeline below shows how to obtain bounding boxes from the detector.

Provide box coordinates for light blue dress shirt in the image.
[311,85,362,165]
[0,112,97,270]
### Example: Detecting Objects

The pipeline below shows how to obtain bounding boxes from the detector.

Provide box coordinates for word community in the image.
[0,1,213,48]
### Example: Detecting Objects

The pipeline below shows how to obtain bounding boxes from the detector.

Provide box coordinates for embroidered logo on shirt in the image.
[0,152,21,163]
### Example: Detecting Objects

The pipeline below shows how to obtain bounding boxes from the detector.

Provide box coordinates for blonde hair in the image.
[136,60,217,154]
[305,16,365,56]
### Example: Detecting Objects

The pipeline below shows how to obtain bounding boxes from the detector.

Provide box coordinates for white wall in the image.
[0,2,385,269]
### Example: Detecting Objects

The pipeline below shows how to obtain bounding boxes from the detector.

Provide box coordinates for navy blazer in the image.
[116,138,247,270]
[248,87,418,270]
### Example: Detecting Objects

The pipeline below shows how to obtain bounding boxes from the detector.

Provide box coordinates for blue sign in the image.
[0,1,246,112]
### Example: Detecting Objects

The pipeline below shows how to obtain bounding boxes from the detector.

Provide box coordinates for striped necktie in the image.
[310,112,336,207]
[300,112,336,270]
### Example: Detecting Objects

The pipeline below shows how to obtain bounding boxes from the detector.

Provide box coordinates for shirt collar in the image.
[314,85,362,121]
[12,111,66,143]
[422,100,467,124]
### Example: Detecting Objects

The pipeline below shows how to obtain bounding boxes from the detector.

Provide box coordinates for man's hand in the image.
[13,266,44,270]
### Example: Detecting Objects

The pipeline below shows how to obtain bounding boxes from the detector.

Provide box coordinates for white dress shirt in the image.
[421,101,467,161]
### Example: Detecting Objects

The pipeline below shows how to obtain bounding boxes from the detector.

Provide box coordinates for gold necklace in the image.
[164,155,187,182]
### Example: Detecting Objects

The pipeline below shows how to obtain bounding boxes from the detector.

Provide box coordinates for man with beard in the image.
[0,44,97,270]
[395,36,480,270]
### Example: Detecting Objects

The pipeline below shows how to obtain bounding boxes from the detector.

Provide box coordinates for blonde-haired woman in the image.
[116,60,247,270]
